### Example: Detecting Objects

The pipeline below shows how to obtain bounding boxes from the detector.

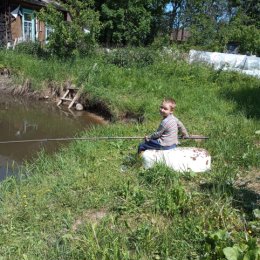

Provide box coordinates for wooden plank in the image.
[61,97,73,101]
[57,89,70,106]
[57,100,63,106]
[68,90,81,109]
[62,89,70,98]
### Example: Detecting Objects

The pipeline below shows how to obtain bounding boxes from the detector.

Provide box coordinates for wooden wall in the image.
[0,0,12,46]
[0,1,47,46]
[1,1,68,47]
[10,15,21,40]
[37,20,46,43]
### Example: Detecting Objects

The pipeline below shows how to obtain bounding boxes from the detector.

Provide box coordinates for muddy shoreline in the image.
[0,74,144,123]
[0,74,114,121]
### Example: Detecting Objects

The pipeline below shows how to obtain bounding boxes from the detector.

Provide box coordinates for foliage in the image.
[164,0,260,55]
[183,0,229,51]
[14,41,48,57]
[97,0,152,46]
[202,230,260,260]
[165,0,187,33]
[229,0,260,28]
[145,0,169,44]
[12,0,257,55]
[227,12,260,55]
[104,47,160,68]
[223,239,260,260]
[37,0,100,57]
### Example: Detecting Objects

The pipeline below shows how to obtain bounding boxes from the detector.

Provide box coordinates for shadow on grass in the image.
[233,187,260,213]
[221,86,260,119]
[199,182,260,213]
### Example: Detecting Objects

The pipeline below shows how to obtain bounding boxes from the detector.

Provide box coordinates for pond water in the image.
[0,95,106,181]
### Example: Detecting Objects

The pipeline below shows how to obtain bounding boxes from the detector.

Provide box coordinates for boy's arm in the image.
[148,123,165,140]
[177,119,189,137]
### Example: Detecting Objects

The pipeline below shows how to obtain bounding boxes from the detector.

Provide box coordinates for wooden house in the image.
[0,0,69,47]
[170,28,190,43]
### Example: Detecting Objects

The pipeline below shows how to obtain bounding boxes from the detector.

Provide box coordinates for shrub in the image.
[14,41,48,57]
[105,47,159,68]
[37,1,100,58]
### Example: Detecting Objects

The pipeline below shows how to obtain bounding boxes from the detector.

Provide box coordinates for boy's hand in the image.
[145,136,150,142]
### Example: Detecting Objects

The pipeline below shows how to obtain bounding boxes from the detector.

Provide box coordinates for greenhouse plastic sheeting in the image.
[189,50,260,78]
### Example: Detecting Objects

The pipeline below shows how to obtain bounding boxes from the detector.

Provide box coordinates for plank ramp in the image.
[57,85,82,109]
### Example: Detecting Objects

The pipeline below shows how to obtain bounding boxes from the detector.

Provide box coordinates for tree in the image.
[38,0,100,57]
[184,0,260,55]
[96,0,154,46]
[183,0,230,50]
[165,0,186,32]
[228,0,260,28]
[145,0,169,44]
[226,11,260,55]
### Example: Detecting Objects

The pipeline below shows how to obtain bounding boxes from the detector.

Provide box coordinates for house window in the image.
[22,9,35,41]
[45,25,53,43]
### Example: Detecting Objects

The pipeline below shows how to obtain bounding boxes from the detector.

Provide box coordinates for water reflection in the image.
[0,95,106,180]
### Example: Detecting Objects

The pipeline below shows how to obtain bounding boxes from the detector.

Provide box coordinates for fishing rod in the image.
[0,135,209,144]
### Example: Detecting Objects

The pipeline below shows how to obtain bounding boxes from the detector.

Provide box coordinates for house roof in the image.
[20,0,64,10]
[21,0,52,7]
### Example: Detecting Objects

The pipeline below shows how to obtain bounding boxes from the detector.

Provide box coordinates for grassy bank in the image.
[0,49,259,259]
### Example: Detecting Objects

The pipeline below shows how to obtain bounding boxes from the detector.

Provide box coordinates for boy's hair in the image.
[163,98,176,111]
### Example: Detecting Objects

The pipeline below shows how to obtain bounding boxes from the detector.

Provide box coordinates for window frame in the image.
[22,8,35,42]
[45,24,53,43]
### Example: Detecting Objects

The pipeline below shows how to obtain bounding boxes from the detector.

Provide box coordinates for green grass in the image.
[0,49,259,259]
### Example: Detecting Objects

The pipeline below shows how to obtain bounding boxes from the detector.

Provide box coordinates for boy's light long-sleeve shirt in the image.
[149,114,188,146]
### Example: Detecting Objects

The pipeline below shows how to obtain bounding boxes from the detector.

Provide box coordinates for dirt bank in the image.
[0,74,114,121]
[0,73,146,123]
[0,74,51,98]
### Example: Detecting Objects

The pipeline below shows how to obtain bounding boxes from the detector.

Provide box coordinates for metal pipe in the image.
[0,135,209,144]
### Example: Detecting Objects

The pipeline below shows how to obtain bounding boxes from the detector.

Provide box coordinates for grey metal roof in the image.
[21,0,64,10]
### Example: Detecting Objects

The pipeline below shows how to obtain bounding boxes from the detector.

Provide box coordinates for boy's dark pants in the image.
[138,139,177,154]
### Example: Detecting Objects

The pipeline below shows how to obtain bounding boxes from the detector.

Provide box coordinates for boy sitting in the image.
[138,98,189,154]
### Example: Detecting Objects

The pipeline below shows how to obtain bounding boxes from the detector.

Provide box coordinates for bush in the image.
[14,41,48,57]
[105,47,159,68]
[37,1,100,58]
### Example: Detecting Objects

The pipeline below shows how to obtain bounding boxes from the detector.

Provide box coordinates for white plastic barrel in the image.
[142,147,211,173]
